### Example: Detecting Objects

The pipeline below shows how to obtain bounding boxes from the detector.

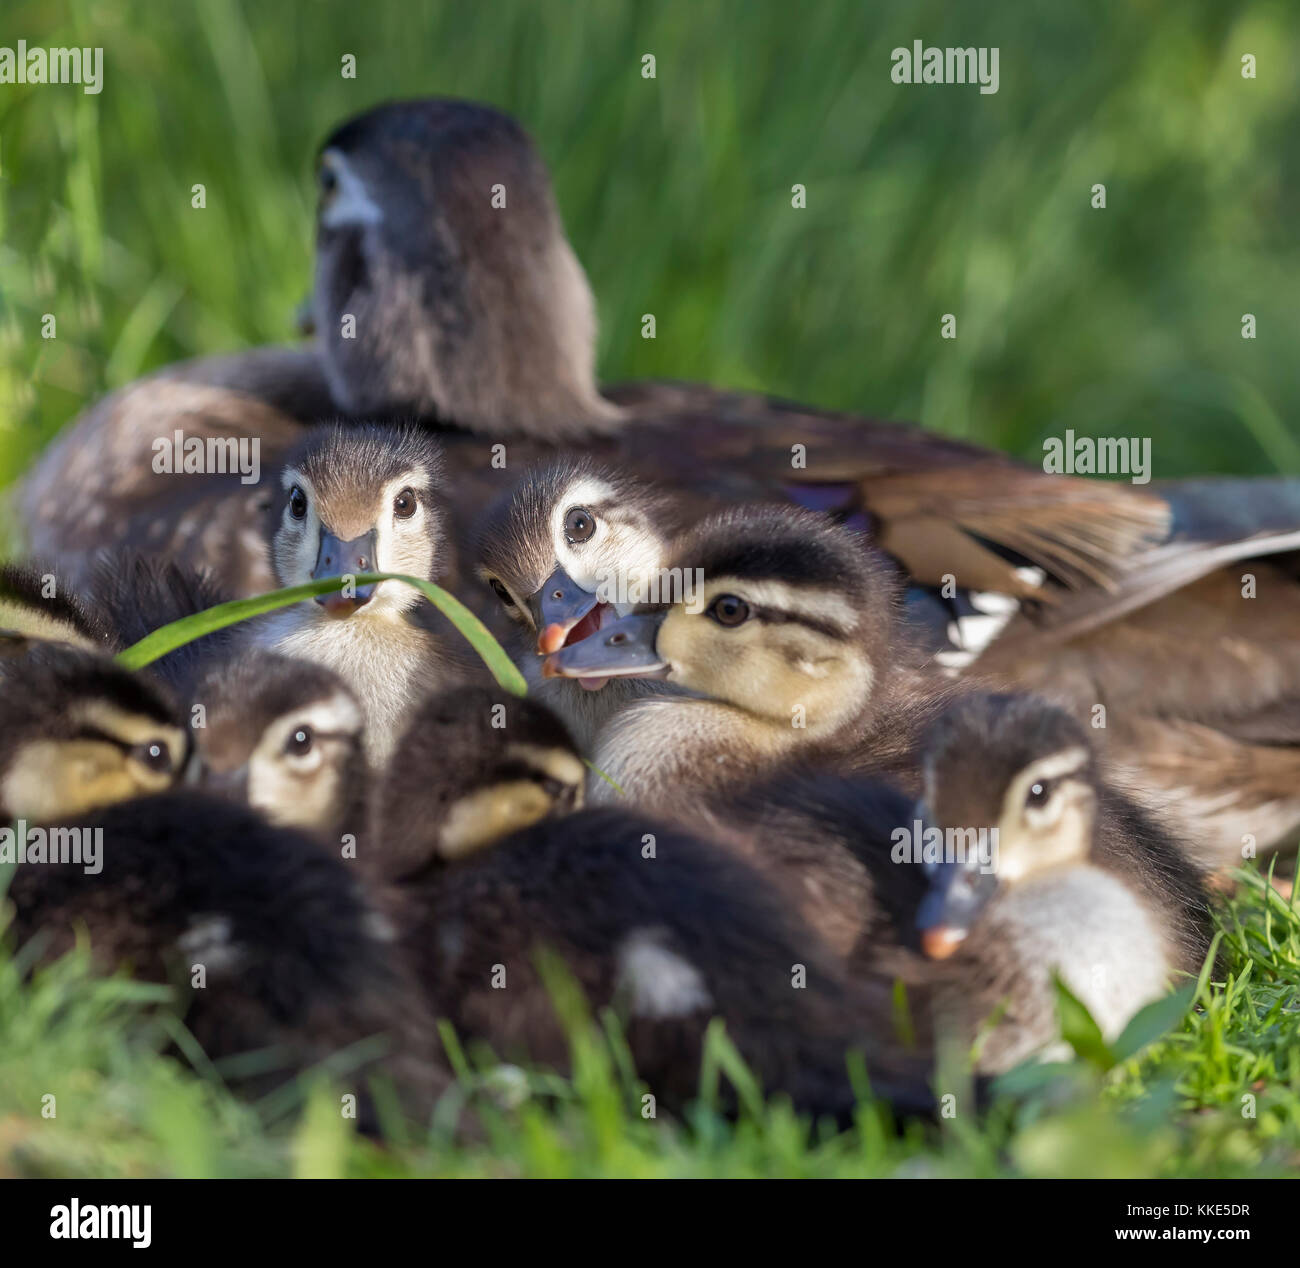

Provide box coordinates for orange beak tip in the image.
[537,624,569,655]
[921,927,965,961]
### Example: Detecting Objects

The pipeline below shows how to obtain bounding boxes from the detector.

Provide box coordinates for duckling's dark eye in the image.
[708,594,751,627]
[489,578,515,608]
[132,740,172,773]
[1026,780,1054,809]
[563,507,596,544]
[285,727,314,757]
[318,162,338,200]
[288,485,308,520]
[393,487,417,519]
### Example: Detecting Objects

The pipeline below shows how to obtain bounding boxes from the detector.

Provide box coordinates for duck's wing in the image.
[152,345,335,421]
[604,380,1171,596]
[20,378,303,594]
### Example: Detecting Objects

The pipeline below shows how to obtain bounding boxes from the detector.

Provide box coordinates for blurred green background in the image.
[1,0,1297,499]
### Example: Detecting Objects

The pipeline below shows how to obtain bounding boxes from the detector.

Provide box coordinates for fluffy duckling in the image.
[544,503,952,804]
[914,692,1212,1073]
[0,645,444,1122]
[191,650,367,842]
[375,684,936,1120]
[0,645,190,822]
[474,458,691,747]
[251,423,477,765]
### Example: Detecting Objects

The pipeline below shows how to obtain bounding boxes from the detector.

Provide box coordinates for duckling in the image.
[913,692,1213,1073]
[191,649,367,842]
[375,684,936,1120]
[0,644,445,1122]
[474,458,693,747]
[250,423,478,765]
[0,645,190,822]
[543,503,952,805]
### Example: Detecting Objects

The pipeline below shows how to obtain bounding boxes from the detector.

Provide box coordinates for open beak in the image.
[542,611,669,681]
[313,530,378,617]
[916,861,998,960]
[530,566,608,655]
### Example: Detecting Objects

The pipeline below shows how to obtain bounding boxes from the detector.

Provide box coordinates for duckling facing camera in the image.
[191,649,367,842]
[914,692,1213,1073]
[251,423,479,765]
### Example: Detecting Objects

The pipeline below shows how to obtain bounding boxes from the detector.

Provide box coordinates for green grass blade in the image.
[114,572,527,696]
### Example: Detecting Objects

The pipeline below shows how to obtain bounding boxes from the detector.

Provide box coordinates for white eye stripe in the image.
[1000,746,1090,830]
[318,150,384,229]
[548,481,667,597]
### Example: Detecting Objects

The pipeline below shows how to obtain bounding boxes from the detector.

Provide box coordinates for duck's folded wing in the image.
[607,380,1172,594]
[20,378,300,593]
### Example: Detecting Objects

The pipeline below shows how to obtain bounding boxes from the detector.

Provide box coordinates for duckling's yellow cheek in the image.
[438,782,554,859]
[3,740,138,821]
[657,612,748,685]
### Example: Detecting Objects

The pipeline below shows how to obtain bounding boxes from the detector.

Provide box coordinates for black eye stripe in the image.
[73,726,168,753]
[712,605,848,641]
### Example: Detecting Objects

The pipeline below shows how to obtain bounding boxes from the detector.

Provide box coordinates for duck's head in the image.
[309,98,615,437]
[543,505,896,734]
[0,647,190,821]
[272,423,447,619]
[375,685,585,876]
[476,460,680,671]
[193,650,366,838]
[915,693,1100,960]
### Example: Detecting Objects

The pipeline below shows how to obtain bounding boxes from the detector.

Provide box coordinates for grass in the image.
[2,0,1299,495]
[2,866,1298,1178]
[1,0,1298,1177]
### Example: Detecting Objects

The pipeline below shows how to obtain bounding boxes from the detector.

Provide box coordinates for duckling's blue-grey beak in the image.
[313,530,377,616]
[917,862,998,960]
[542,611,669,680]
[532,566,600,654]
